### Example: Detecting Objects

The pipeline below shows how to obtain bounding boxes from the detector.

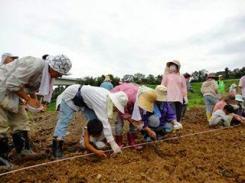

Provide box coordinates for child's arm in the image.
[84,130,107,158]
[233,114,245,125]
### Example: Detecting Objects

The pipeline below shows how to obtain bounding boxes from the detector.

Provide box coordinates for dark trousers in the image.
[181,104,188,118]
[171,102,183,122]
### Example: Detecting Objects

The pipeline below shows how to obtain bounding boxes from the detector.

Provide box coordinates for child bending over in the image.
[209,105,234,127]
[80,119,108,158]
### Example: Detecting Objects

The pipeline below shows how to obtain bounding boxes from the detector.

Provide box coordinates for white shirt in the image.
[209,109,233,127]
[57,85,114,143]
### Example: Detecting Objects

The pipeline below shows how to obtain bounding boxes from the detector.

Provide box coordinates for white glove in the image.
[173,121,183,130]
[184,96,188,104]
[109,140,122,154]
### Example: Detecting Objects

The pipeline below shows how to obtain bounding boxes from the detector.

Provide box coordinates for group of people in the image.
[201,74,245,127]
[0,53,244,170]
[53,60,188,159]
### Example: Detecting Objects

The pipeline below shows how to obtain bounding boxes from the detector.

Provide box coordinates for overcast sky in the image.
[0,0,245,78]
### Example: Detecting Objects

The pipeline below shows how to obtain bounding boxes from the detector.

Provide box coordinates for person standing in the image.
[182,73,193,118]
[100,75,114,91]
[201,73,218,121]
[161,60,187,123]
[217,75,225,97]
[239,75,245,98]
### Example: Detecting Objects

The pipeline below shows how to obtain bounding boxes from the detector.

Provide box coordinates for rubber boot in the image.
[52,138,64,158]
[206,112,212,121]
[0,136,13,169]
[12,130,38,159]
[127,133,143,150]
[115,135,123,147]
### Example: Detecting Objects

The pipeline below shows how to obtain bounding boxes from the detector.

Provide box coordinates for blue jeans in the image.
[54,100,99,139]
[54,100,75,139]
[204,95,218,113]
[83,107,98,122]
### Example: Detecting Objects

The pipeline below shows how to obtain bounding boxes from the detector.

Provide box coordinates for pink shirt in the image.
[213,100,227,112]
[161,73,187,103]
[239,76,245,97]
[111,83,139,113]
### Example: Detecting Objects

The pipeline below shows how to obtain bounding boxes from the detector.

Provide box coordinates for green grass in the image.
[147,79,239,108]
[48,101,56,112]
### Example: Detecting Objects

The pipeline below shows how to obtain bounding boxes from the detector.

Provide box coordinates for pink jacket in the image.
[161,73,187,103]
[111,83,139,113]
[213,100,227,112]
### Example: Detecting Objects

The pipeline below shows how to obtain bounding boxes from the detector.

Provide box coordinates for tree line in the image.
[52,66,245,100]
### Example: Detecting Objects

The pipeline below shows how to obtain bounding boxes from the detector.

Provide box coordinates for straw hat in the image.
[138,90,157,112]
[104,75,111,81]
[155,85,167,102]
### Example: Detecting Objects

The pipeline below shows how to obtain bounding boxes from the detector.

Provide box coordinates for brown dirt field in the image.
[0,108,244,183]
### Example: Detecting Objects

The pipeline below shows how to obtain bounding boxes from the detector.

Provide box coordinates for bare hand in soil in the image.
[96,150,107,158]
[27,98,41,108]
[146,128,157,139]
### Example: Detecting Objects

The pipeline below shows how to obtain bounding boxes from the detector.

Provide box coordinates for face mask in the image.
[169,65,177,73]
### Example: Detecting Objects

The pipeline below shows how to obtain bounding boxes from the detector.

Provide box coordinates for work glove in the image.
[109,140,122,154]
[184,96,188,104]
[172,121,183,130]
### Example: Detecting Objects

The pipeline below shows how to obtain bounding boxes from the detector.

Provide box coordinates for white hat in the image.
[1,53,18,64]
[108,91,128,113]
[94,141,107,150]
[47,54,72,75]
[235,94,244,102]
[155,85,167,102]
[167,60,181,69]
[148,115,160,128]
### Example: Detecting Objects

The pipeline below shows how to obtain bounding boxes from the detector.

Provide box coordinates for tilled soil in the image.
[0,108,244,183]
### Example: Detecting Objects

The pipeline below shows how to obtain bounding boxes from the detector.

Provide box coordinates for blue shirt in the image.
[100,81,114,91]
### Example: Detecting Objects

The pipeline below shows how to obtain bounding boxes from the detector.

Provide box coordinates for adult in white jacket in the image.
[0,55,72,168]
[53,85,128,158]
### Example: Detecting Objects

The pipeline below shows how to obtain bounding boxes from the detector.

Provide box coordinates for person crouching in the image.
[209,105,234,127]
[143,85,182,141]
[80,119,108,158]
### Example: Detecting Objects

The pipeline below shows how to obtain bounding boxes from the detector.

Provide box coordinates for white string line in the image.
[0,125,240,177]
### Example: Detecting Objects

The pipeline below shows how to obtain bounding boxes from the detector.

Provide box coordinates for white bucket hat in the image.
[166,60,181,69]
[108,91,128,113]
[155,85,167,102]
[48,54,72,75]
[148,115,160,128]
